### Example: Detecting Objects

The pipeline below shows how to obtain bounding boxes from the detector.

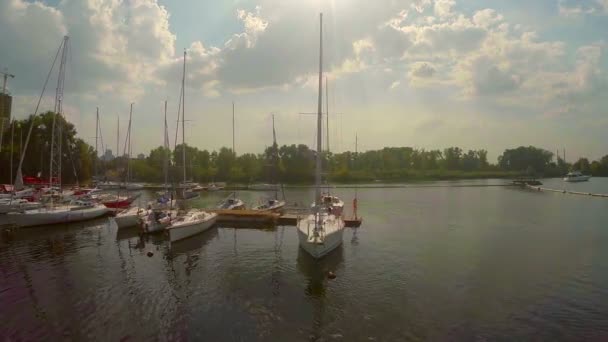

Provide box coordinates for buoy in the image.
[327,271,336,279]
[147,251,154,257]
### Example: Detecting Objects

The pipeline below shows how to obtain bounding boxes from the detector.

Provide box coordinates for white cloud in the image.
[558,0,608,16]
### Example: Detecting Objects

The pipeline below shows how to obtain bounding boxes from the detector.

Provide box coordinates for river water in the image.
[1,179,608,340]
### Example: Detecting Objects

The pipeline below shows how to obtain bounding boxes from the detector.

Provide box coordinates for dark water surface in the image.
[2,179,608,341]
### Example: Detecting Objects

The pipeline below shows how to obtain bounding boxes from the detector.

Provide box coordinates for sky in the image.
[1,0,607,162]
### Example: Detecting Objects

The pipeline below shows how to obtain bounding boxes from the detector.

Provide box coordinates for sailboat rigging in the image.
[296,13,345,259]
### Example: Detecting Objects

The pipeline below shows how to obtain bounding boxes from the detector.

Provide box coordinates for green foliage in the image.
[1,112,94,184]
[4,115,608,184]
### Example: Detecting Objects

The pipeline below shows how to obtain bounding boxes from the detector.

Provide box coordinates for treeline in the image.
[0,112,95,185]
[2,113,608,184]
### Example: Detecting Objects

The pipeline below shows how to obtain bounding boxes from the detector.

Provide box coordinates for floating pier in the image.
[208,209,363,227]
[526,185,608,198]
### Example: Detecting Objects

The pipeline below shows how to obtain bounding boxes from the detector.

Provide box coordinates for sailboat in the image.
[313,77,344,217]
[253,114,285,213]
[9,36,108,227]
[100,104,139,209]
[217,102,245,210]
[159,50,217,240]
[297,14,345,259]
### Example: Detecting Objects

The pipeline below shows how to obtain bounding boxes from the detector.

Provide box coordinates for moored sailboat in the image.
[297,13,345,259]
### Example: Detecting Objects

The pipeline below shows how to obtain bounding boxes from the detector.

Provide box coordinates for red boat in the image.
[102,196,137,209]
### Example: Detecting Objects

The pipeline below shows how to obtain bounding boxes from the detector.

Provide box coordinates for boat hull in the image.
[168,213,218,242]
[8,205,109,227]
[297,214,344,259]
[563,176,591,182]
[114,208,144,229]
[0,201,42,214]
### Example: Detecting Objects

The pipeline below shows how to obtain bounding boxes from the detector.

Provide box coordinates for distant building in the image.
[102,149,114,161]
[0,93,12,130]
[137,153,145,160]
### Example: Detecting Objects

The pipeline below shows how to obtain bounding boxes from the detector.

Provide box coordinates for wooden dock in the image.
[208,209,363,227]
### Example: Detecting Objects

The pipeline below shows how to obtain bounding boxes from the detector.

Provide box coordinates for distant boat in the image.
[252,198,285,213]
[217,196,245,210]
[297,13,345,259]
[563,171,591,182]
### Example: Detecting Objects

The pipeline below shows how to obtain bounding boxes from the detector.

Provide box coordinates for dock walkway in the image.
[526,185,608,198]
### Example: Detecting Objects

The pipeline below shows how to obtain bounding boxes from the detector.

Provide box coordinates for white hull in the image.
[563,175,591,182]
[297,213,344,259]
[0,200,42,214]
[8,204,109,227]
[168,212,218,242]
[114,207,145,229]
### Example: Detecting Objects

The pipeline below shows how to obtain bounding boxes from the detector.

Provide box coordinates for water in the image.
[2,179,608,340]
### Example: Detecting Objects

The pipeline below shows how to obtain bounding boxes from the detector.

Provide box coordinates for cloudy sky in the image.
[1,0,607,161]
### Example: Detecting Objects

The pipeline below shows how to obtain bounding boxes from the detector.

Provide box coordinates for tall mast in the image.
[181,49,186,184]
[116,116,119,159]
[49,36,69,193]
[126,103,133,183]
[10,121,14,184]
[272,114,277,198]
[325,76,329,154]
[232,101,235,157]
[164,100,169,189]
[315,13,324,211]
[95,107,99,180]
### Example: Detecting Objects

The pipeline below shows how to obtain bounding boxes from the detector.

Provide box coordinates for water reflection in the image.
[296,246,344,298]
[167,227,218,258]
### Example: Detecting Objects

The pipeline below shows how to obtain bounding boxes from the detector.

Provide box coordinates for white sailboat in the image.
[167,209,218,242]
[162,51,217,241]
[253,114,285,213]
[177,50,199,201]
[217,102,245,209]
[297,13,345,259]
[9,36,108,227]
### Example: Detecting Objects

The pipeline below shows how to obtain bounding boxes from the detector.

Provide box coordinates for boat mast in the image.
[116,116,119,161]
[14,36,63,190]
[95,107,99,181]
[163,100,169,190]
[10,121,14,185]
[325,77,329,155]
[50,36,69,195]
[314,13,324,215]
[126,104,133,184]
[181,49,186,184]
[232,101,236,157]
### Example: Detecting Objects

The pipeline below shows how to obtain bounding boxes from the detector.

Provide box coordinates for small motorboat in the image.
[563,171,591,182]
[167,209,218,242]
[217,197,245,210]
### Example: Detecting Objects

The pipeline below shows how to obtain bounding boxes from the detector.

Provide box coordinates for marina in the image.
[2,182,608,340]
